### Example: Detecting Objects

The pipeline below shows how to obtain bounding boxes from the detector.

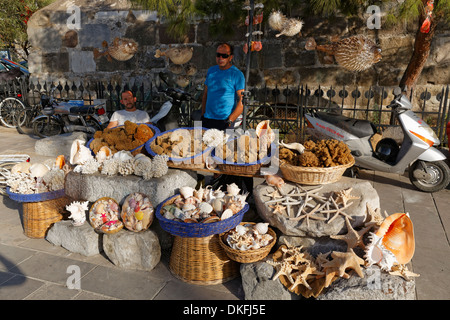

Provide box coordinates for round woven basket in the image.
[219,222,277,263]
[156,194,248,238]
[22,196,72,239]
[7,187,66,202]
[145,127,212,170]
[169,234,240,285]
[280,157,355,185]
[89,197,121,233]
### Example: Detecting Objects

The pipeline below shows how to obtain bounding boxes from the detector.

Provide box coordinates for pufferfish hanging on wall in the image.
[305,35,382,72]
[93,37,139,62]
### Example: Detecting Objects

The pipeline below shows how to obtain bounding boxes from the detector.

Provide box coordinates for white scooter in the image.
[304,90,450,192]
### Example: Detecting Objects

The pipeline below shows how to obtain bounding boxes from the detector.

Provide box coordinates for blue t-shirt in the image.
[204,65,245,120]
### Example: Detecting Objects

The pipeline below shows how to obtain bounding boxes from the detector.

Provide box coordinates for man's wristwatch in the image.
[226,119,233,126]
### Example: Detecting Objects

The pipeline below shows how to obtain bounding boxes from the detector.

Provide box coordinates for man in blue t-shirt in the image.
[201,43,245,130]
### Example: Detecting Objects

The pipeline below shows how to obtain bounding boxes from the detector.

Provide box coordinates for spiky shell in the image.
[226,183,240,197]
[180,186,195,199]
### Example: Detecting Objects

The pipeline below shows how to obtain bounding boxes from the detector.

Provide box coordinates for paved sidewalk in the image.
[0,126,449,300]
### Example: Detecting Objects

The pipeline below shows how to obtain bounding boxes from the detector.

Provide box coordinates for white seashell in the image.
[211,198,224,214]
[193,186,205,201]
[221,208,233,220]
[254,222,269,235]
[112,150,133,162]
[70,139,93,165]
[199,202,213,214]
[29,163,50,178]
[280,140,305,154]
[11,162,32,174]
[66,200,89,226]
[205,156,217,170]
[227,183,240,197]
[179,186,195,199]
[235,224,247,236]
[164,210,176,220]
[96,146,112,163]
[173,207,184,220]
[182,203,196,212]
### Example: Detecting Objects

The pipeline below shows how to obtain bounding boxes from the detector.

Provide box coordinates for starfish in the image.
[266,260,299,283]
[323,196,355,224]
[293,203,328,227]
[364,203,388,228]
[269,203,287,216]
[321,249,365,278]
[289,264,318,291]
[263,188,283,200]
[389,264,420,281]
[330,216,372,250]
[335,187,360,207]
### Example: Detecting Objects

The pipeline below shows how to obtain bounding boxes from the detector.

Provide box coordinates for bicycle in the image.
[0,154,30,195]
[14,100,43,135]
[0,95,27,128]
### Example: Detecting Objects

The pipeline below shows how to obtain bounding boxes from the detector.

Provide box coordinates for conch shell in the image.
[280,140,305,154]
[365,212,415,271]
[255,120,275,146]
[70,139,93,165]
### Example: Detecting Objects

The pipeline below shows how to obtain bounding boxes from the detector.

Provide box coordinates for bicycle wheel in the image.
[15,108,31,135]
[0,97,26,128]
[32,117,62,138]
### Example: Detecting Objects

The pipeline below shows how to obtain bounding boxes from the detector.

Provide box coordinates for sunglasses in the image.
[216,53,230,59]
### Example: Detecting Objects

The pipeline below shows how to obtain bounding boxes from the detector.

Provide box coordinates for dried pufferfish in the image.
[305,35,382,72]
[93,37,138,62]
[268,10,303,37]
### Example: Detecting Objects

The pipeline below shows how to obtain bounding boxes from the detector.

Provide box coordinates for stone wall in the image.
[27,0,450,100]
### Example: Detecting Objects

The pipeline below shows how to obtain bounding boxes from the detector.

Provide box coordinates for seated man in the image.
[107,90,150,128]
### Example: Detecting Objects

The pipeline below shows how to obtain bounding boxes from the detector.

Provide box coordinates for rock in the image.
[254,176,380,238]
[64,168,197,206]
[241,260,416,300]
[46,220,102,256]
[35,132,87,158]
[102,229,161,271]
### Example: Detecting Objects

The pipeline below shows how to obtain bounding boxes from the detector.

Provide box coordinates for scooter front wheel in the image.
[408,160,450,193]
[33,118,62,138]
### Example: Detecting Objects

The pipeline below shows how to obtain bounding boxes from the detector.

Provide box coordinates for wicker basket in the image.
[22,196,72,239]
[169,234,240,285]
[145,127,212,170]
[280,157,355,185]
[89,197,121,233]
[156,194,248,238]
[219,222,277,263]
[211,141,277,176]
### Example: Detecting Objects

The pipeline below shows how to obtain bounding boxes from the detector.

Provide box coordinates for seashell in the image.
[29,163,49,178]
[182,203,196,212]
[211,198,224,214]
[184,218,197,223]
[280,140,305,154]
[11,162,32,174]
[55,155,66,169]
[365,212,415,271]
[193,186,205,201]
[255,120,275,146]
[227,183,240,197]
[221,208,234,220]
[96,146,112,163]
[173,207,184,220]
[254,222,269,235]
[164,210,176,220]
[66,201,89,226]
[112,150,133,162]
[70,139,93,165]
[202,216,220,224]
[179,186,195,199]
[199,202,213,214]
[235,224,247,236]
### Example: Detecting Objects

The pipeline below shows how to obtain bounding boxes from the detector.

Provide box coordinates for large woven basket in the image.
[280,157,355,185]
[211,141,277,176]
[22,196,72,239]
[6,187,66,202]
[219,222,277,263]
[145,127,212,169]
[155,194,248,238]
[169,234,240,285]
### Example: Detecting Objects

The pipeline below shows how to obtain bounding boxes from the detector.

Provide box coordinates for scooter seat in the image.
[70,106,93,114]
[316,111,376,138]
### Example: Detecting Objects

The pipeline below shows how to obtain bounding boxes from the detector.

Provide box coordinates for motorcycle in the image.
[304,89,450,192]
[32,89,109,138]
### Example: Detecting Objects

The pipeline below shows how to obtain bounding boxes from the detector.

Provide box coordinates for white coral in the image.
[100,158,120,176]
[133,155,152,177]
[203,129,229,147]
[118,159,135,176]
[73,158,101,174]
[151,154,169,178]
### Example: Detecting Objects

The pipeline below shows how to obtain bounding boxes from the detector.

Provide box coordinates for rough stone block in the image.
[125,21,157,45]
[64,168,197,206]
[102,229,161,271]
[254,176,380,238]
[41,52,70,73]
[35,132,87,158]
[46,220,102,256]
[241,260,416,300]
[70,50,96,73]
[78,24,111,48]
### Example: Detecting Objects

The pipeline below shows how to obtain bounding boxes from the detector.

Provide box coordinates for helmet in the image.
[375,138,399,163]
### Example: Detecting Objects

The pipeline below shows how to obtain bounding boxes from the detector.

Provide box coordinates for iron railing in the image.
[1,77,449,147]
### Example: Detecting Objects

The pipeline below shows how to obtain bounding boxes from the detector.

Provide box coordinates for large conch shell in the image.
[255,120,275,146]
[365,212,415,271]
[70,139,94,165]
[154,46,194,65]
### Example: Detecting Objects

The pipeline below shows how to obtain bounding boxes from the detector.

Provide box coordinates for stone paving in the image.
[0,126,449,300]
